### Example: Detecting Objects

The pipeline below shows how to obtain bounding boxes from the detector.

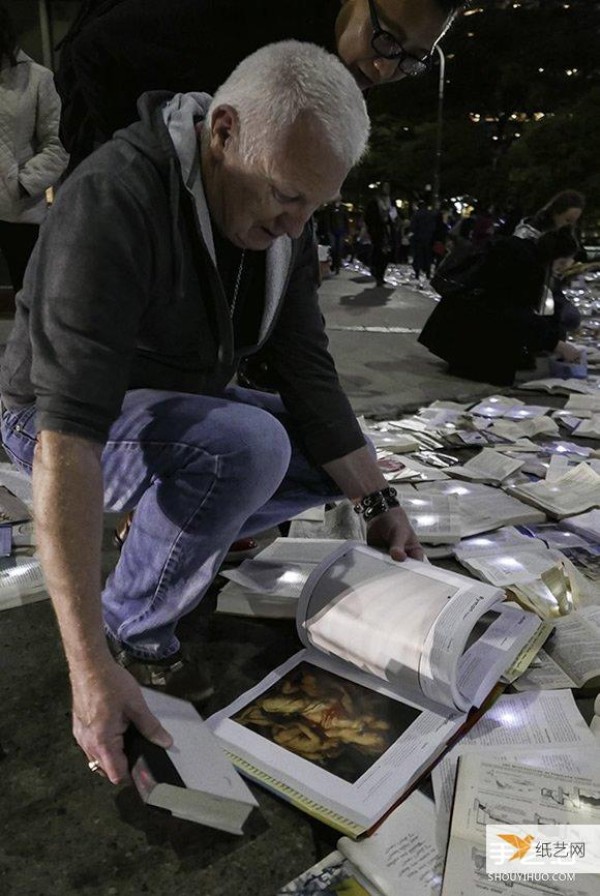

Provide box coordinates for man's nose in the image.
[279,209,309,240]
[372,56,402,83]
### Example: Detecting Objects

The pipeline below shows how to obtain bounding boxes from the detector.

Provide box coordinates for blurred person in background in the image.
[0,4,68,294]
[419,226,582,385]
[513,190,585,242]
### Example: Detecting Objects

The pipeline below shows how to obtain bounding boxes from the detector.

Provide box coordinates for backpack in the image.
[54,1,126,162]
[430,241,489,300]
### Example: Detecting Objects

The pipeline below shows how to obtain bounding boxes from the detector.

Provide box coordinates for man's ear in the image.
[208,104,240,160]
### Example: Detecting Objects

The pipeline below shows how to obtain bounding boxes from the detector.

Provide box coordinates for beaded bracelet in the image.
[353,486,400,523]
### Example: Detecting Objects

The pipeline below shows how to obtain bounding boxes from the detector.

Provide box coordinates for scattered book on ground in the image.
[0,485,32,527]
[277,851,374,896]
[337,789,443,896]
[208,542,546,837]
[125,688,257,834]
[414,481,546,537]
[508,463,600,518]
[513,605,600,691]
[0,554,46,611]
[448,448,525,485]
[441,751,600,895]
[520,377,600,395]
[431,690,598,848]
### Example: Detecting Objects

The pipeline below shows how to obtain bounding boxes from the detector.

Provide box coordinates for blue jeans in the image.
[1,387,342,659]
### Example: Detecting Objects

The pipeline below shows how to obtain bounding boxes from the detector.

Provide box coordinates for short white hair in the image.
[206,41,370,170]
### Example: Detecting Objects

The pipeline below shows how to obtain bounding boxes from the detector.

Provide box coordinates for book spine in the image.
[123,726,184,801]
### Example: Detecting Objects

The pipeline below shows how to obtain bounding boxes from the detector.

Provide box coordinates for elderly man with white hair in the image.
[0,41,422,784]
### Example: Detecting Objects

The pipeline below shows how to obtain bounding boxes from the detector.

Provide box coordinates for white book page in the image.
[489,417,559,441]
[575,415,600,439]
[338,790,442,896]
[563,508,600,540]
[542,607,600,687]
[441,751,600,896]
[565,394,600,412]
[470,396,525,417]
[431,691,596,847]
[221,539,346,597]
[511,463,600,517]
[399,493,461,544]
[208,649,463,834]
[0,554,46,610]
[301,547,506,711]
[458,546,559,587]
[448,448,524,483]
[512,648,578,691]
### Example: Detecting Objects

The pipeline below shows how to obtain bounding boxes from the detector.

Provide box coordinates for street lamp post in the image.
[432,44,446,210]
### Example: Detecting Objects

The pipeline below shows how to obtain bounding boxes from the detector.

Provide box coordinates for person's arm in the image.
[33,430,172,784]
[323,445,424,561]
[18,69,69,197]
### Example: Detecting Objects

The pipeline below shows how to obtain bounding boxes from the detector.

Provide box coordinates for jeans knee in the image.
[228,406,291,494]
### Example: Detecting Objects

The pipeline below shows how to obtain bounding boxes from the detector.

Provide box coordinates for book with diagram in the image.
[441,752,600,895]
[208,542,546,837]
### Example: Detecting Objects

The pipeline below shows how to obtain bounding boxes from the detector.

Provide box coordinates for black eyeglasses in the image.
[368,0,432,76]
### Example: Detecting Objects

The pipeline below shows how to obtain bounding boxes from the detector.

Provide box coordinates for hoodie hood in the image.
[513,218,542,242]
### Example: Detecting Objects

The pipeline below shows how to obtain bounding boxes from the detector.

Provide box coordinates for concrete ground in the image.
[0,268,554,896]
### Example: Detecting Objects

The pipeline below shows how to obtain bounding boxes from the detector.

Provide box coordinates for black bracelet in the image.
[353,486,400,522]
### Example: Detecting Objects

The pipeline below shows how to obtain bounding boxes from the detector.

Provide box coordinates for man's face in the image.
[335,0,453,90]
[202,111,348,250]
[554,207,582,229]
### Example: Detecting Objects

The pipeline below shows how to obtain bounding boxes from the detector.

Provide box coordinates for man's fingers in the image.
[128,705,173,750]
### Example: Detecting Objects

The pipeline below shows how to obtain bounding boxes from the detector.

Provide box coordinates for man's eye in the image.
[273,187,297,203]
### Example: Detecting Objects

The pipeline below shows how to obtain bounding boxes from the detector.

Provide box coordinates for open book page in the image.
[456,544,560,587]
[565,393,600,414]
[510,464,600,518]
[441,751,600,896]
[470,396,525,417]
[221,538,346,598]
[298,544,514,712]
[533,606,600,688]
[512,649,579,691]
[208,650,465,837]
[563,509,600,541]
[398,493,461,544]
[337,790,442,896]
[448,448,524,484]
[413,483,547,538]
[520,377,600,394]
[277,850,376,896]
[574,415,600,439]
[216,580,298,619]
[489,417,559,442]
[431,691,597,849]
[0,554,47,611]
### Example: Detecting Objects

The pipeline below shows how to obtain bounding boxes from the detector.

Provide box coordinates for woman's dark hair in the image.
[537,226,579,263]
[532,190,586,233]
[0,4,18,68]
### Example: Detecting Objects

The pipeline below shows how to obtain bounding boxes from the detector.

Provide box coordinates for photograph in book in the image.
[232,661,420,783]
[208,543,548,836]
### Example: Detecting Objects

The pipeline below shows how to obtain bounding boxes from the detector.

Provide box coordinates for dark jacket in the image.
[57,0,339,168]
[0,92,364,464]
[418,236,561,385]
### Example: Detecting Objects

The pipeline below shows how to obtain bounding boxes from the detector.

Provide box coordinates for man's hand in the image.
[366,505,424,562]
[71,659,172,785]
[555,340,582,363]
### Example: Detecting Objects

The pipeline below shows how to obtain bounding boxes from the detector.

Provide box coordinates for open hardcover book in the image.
[208,542,547,837]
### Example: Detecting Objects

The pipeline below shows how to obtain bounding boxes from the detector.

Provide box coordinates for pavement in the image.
[0,267,553,896]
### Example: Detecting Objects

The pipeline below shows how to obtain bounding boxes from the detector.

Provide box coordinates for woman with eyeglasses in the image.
[57,0,464,171]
